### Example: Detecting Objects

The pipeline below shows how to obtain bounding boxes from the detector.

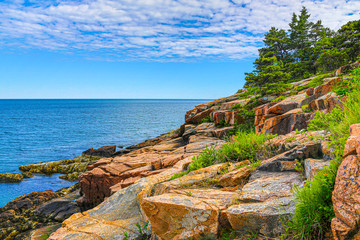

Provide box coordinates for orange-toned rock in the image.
[226,197,295,237]
[185,95,240,123]
[267,102,299,115]
[49,157,195,240]
[254,102,275,126]
[260,111,312,135]
[186,108,214,124]
[211,110,228,124]
[220,99,246,110]
[304,158,330,180]
[218,166,252,187]
[309,92,343,113]
[211,110,242,126]
[332,123,360,239]
[142,190,237,240]
[306,87,314,96]
[238,171,303,202]
[152,163,225,195]
[313,77,340,99]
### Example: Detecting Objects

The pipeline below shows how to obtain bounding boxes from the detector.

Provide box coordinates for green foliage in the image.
[336,20,360,62]
[315,48,348,73]
[171,130,276,179]
[301,104,311,113]
[243,6,356,97]
[215,119,230,128]
[187,146,218,173]
[39,234,49,240]
[201,115,212,123]
[307,73,330,88]
[287,68,360,239]
[271,95,287,103]
[170,172,187,180]
[230,103,241,110]
[218,131,276,163]
[334,74,357,96]
[218,229,236,240]
[245,55,290,96]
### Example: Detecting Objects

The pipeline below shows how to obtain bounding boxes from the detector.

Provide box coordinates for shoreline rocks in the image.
[0,173,24,183]
[0,184,80,240]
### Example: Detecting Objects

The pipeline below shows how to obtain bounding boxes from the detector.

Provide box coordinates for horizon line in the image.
[0,98,215,100]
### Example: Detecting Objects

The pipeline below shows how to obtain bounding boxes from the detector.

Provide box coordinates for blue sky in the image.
[0,0,359,99]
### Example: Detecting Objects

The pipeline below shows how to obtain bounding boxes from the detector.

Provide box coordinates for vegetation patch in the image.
[285,68,360,239]
[171,130,276,180]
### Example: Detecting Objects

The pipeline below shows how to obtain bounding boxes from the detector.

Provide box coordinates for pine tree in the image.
[244,53,290,96]
[336,20,360,61]
[259,27,291,63]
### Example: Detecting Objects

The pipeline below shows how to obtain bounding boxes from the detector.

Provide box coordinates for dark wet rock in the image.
[35,190,81,221]
[82,145,116,157]
[0,185,79,240]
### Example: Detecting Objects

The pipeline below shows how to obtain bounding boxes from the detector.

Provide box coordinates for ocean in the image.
[0,99,209,207]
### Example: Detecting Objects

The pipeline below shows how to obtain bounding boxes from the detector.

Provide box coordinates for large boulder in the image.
[49,157,194,240]
[267,102,299,115]
[226,197,295,238]
[142,190,237,240]
[331,124,360,239]
[35,190,81,221]
[254,103,275,126]
[259,110,313,135]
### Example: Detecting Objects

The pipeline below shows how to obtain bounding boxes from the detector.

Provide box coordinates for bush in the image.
[187,146,219,172]
[286,68,360,239]
[218,131,276,163]
[301,104,311,113]
[171,129,276,180]
[201,115,212,123]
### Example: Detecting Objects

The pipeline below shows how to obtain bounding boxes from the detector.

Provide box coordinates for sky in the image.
[0,0,359,99]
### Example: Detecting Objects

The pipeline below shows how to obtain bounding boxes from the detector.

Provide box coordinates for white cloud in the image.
[0,0,358,60]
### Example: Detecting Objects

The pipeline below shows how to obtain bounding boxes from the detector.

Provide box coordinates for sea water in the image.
[0,99,209,206]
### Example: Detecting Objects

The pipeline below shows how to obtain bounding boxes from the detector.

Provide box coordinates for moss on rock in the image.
[19,155,101,175]
[0,173,23,183]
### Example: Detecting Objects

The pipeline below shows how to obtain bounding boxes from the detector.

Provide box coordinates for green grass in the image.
[307,73,331,88]
[218,131,276,163]
[285,68,360,239]
[171,130,276,180]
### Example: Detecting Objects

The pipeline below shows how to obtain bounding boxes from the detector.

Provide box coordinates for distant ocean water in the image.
[0,99,209,207]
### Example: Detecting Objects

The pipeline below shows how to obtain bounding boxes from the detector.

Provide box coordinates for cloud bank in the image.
[0,0,359,60]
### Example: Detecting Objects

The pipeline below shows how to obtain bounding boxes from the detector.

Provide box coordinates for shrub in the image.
[201,115,212,123]
[286,68,360,239]
[171,130,276,179]
[218,131,276,163]
[187,146,218,172]
[215,119,230,128]
[301,104,311,113]
[230,103,241,111]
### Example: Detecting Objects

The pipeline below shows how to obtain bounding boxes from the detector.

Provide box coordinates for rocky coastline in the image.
[0,63,359,239]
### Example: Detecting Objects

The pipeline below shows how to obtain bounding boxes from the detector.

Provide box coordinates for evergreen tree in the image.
[259,27,291,63]
[336,20,360,61]
[288,7,312,63]
[245,53,290,96]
